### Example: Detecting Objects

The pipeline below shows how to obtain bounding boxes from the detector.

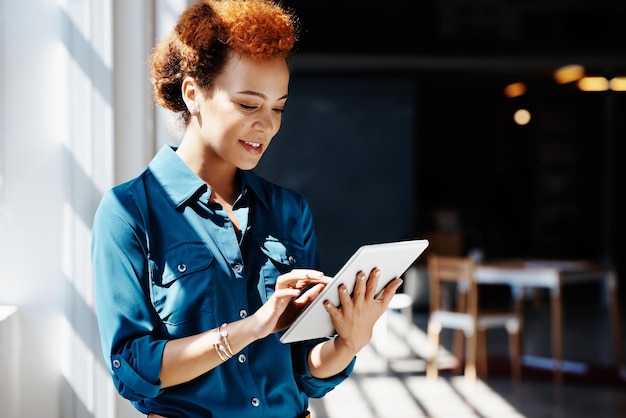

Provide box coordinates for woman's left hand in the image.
[323,268,403,354]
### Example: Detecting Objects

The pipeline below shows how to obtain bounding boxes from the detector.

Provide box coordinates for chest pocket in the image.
[150,241,217,336]
[257,237,306,301]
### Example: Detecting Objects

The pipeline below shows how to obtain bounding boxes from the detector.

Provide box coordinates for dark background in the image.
[257,0,626,301]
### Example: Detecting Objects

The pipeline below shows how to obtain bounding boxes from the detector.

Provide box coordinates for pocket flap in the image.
[159,242,214,286]
[258,237,301,267]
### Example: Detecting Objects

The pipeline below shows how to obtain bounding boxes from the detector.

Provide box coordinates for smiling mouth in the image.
[240,140,263,155]
[242,141,261,149]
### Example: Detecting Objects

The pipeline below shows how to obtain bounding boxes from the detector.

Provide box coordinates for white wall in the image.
[0,1,185,417]
[0,1,72,416]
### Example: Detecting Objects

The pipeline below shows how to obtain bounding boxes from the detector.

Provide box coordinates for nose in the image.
[252,108,279,134]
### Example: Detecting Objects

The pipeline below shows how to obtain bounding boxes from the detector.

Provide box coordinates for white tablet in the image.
[279,239,429,344]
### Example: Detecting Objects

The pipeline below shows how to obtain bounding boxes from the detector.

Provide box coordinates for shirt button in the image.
[112,359,121,369]
[287,255,296,265]
[239,309,247,319]
[177,263,187,273]
[233,263,243,274]
[251,398,260,407]
[238,353,247,363]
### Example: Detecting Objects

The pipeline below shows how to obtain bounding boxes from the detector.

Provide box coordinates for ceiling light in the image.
[554,64,585,84]
[514,109,531,125]
[577,77,609,92]
[609,77,626,91]
[504,82,526,98]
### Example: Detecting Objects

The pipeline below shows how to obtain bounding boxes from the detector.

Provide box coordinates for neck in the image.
[208,174,240,206]
[176,139,239,205]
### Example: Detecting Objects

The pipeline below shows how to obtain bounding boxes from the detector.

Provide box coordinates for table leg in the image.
[511,285,525,348]
[606,271,625,377]
[551,281,563,385]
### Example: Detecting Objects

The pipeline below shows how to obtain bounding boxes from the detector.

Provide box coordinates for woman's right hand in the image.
[250,269,330,339]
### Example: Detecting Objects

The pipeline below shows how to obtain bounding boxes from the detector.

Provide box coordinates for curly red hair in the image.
[150,0,299,122]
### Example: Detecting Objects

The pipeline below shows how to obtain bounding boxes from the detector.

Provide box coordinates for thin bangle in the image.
[214,343,229,362]
[218,323,234,357]
[213,323,234,362]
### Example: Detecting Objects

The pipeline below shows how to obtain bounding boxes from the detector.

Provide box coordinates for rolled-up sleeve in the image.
[290,339,355,398]
[91,185,166,401]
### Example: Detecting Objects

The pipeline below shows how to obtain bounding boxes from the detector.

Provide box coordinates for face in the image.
[192,53,290,171]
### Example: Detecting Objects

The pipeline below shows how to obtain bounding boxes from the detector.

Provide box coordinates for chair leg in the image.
[426,321,441,380]
[477,327,488,379]
[452,329,465,374]
[464,330,478,384]
[509,329,522,383]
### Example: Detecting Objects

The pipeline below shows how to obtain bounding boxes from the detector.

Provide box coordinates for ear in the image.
[181,77,198,109]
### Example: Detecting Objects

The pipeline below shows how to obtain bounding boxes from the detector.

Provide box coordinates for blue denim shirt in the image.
[91,145,354,417]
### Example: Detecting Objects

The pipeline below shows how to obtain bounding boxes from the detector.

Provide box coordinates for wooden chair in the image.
[425,254,522,384]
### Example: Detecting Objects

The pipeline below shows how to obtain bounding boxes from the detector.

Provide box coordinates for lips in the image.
[240,140,263,155]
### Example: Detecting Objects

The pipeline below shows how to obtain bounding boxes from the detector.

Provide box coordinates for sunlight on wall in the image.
[62,200,96,307]
[0,306,18,418]
[59,0,116,416]
[59,307,117,417]
[0,0,187,417]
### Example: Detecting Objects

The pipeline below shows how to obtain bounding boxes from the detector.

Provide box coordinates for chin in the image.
[238,159,261,171]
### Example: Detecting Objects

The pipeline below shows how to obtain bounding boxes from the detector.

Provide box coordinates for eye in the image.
[273,107,285,114]
[239,103,258,111]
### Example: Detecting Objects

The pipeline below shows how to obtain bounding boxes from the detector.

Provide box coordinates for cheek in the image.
[271,115,282,134]
[208,111,243,135]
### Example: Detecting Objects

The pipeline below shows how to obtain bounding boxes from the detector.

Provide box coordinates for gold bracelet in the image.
[213,323,234,362]
[214,342,231,362]
[214,343,226,362]
[218,323,234,357]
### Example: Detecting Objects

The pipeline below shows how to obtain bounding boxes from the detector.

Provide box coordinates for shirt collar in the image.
[239,170,269,210]
[148,145,270,210]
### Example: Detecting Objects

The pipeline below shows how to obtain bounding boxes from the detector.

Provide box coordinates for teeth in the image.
[244,141,260,148]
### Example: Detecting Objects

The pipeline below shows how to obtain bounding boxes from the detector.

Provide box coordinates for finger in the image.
[323,298,340,316]
[287,269,325,278]
[272,287,304,300]
[337,283,352,309]
[377,278,404,307]
[364,268,381,299]
[290,275,331,291]
[351,271,367,301]
[294,283,326,304]
[276,270,330,289]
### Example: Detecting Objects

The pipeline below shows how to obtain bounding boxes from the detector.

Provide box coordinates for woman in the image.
[91,1,403,417]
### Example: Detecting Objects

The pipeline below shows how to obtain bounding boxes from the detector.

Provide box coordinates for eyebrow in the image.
[238,90,289,101]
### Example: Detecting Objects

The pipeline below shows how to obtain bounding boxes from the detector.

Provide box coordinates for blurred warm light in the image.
[609,77,626,91]
[514,108,531,125]
[554,64,585,84]
[577,76,610,91]
[504,82,526,98]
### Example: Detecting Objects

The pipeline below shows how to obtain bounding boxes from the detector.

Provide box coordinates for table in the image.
[474,259,624,384]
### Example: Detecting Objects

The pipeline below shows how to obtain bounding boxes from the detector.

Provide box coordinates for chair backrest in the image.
[427,254,478,318]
